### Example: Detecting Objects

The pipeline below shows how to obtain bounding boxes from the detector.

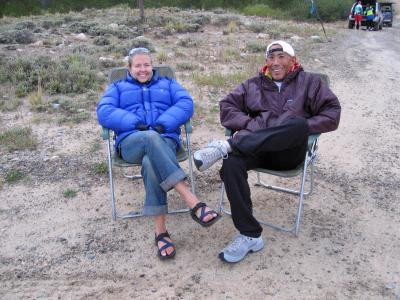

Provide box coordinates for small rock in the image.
[290,35,302,41]
[74,33,88,41]
[109,23,118,29]
[86,253,96,260]
[256,33,269,39]
[99,56,114,62]
[385,282,396,289]
[57,237,68,243]
[32,40,44,47]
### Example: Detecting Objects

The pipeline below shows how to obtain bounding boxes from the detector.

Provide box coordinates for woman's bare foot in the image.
[190,202,221,227]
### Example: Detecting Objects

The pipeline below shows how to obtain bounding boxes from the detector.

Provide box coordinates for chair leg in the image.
[293,159,309,236]
[218,156,315,236]
[185,131,196,194]
[108,134,193,220]
[106,137,117,221]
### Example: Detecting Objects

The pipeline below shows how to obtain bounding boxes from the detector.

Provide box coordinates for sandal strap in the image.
[155,231,171,243]
[190,202,206,216]
[159,242,174,253]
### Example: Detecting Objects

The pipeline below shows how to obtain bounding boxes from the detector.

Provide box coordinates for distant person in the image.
[354,1,364,30]
[365,4,375,30]
[193,41,341,263]
[97,47,220,260]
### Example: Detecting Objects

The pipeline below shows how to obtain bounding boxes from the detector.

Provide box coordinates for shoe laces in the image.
[226,235,248,252]
[206,141,228,159]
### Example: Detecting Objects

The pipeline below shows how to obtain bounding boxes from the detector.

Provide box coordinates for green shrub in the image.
[176,62,197,71]
[217,48,241,63]
[63,189,77,198]
[127,38,155,52]
[6,170,25,184]
[156,50,168,64]
[177,37,199,48]
[212,15,241,26]
[242,4,286,19]
[54,98,92,124]
[223,21,238,35]
[93,36,111,46]
[247,22,266,33]
[192,71,249,89]
[28,78,44,111]
[92,162,108,175]
[246,41,265,53]
[0,55,99,96]
[0,127,38,152]
[0,97,22,112]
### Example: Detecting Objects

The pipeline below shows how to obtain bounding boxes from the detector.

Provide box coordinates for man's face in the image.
[129,54,153,83]
[265,44,296,81]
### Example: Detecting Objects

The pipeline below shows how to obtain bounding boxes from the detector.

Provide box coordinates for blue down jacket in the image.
[97,70,193,149]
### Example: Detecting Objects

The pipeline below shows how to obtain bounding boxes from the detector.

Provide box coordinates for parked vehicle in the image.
[381,2,394,27]
[348,0,384,30]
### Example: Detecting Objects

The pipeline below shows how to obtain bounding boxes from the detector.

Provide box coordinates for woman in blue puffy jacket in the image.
[97,48,220,260]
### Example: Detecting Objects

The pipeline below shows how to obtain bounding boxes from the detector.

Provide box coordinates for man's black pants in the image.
[219,116,309,238]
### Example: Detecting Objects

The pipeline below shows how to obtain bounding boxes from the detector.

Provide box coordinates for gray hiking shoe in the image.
[193,140,229,172]
[219,234,264,263]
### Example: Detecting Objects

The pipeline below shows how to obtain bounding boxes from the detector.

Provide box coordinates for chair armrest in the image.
[224,128,320,149]
[307,133,320,152]
[183,120,193,134]
[101,126,110,140]
[225,128,233,136]
[308,133,320,146]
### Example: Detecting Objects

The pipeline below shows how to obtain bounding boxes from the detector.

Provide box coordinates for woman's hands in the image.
[136,122,165,134]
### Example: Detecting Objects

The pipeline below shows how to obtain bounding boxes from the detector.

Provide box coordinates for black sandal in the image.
[190,202,221,227]
[155,231,176,260]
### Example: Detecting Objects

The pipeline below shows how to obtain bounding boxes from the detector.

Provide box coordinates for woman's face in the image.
[129,53,153,83]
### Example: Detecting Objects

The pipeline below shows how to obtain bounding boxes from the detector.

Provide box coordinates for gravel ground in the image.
[0,8,399,300]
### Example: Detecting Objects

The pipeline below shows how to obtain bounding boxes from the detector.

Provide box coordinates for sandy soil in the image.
[1,10,400,300]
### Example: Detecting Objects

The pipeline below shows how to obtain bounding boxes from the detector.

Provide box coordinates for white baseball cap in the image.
[266,40,295,57]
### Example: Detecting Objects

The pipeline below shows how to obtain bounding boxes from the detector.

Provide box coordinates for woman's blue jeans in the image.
[119,130,187,216]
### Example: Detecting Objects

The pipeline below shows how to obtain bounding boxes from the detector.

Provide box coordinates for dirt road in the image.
[1,16,400,299]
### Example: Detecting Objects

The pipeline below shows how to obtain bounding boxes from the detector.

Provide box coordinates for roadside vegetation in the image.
[0,127,37,152]
[2,0,355,22]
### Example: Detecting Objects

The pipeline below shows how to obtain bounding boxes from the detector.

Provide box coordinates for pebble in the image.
[385,282,396,289]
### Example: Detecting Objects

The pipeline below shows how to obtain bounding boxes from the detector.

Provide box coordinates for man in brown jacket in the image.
[193,40,341,263]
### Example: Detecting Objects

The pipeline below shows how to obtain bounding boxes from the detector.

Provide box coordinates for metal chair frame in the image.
[218,134,320,236]
[218,72,329,236]
[101,66,195,221]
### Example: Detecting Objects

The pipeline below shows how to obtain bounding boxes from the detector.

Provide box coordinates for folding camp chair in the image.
[101,66,195,221]
[218,73,329,236]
